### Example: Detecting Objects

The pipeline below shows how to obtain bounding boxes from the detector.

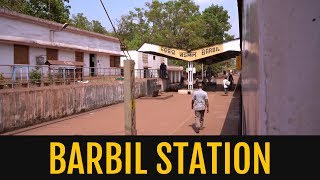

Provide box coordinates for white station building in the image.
[0,8,122,79]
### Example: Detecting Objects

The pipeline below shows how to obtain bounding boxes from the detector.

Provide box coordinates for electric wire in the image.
[99,0,132,61]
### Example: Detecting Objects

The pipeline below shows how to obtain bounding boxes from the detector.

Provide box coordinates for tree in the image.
[145,0,207,49]
[116,7,151,50]
[116,0,207,50]
[69,13,92,31]
[1,0,110,35]
[191,4,236,73]
[116,0,234,60]
[0,0,70,23]
[201,4,234,45]
[116,0,209,68]
[91,20,108,35]
[116,0,236,72]
[69,13,110,35]
[0,0,30,14]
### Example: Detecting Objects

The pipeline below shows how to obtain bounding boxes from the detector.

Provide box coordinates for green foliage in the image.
[207,59,235,75]
[29,69,42,84]
[47,72,54,84]
[168,59,188,69]
[69,13,110,35]
[29,0,70,23]
[211,62,225,75]
[116,0,208,50]
[115,0,237,72]
[202,4,233,45]
[1,0,110,36]
[0,0,70,24]
[0,0,30,14]
[0,72,4,81]
[116,0,235,51]
[69,13,92,31]
[91,20,108,35]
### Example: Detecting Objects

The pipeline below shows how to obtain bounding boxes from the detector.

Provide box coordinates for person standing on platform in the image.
[163,63,167,78]
[228,73,234,91]
[210,75,217,91]
[223,76,230,95]
[180,75,185,87]
[159,63,164,78]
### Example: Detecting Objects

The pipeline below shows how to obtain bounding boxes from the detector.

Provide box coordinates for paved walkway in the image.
[2,75,241,135]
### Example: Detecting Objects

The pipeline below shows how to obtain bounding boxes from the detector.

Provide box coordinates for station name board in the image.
[159,45,223,61]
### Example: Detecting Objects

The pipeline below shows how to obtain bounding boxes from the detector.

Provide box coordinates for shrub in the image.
[29,69,42,84]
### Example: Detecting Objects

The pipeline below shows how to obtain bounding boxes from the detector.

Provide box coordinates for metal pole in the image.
[124,60,136,135]
[201,63,204,81]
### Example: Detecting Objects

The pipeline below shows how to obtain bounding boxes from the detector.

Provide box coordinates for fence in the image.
[0,64,165,89]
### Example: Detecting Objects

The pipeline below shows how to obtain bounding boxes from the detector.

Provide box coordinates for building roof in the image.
[0,8,119,43]
[138,39,241,65]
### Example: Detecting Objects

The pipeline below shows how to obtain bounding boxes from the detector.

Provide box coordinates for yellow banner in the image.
[158,44,224,61]
[236,55,242,70]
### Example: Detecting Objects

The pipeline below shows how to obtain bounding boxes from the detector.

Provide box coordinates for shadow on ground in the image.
[220,78,242,135]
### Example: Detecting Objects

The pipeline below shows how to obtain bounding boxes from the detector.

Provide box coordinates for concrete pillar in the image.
[124,60,136,135]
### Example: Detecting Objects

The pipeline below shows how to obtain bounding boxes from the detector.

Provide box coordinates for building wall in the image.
[96,53,118,76]
[0,43,13,78]
[121,51,139,77]
[0,16,120,53]
[83,53,90,76]
[28,47,48,76]
[136,52,143,69]
[0,16,51,42]
[120,51,169,78]
[0,79,161,134]
[0,9,121,77]
[97,54,110,69]
[120,51,168,69]
[58,50,75,62]
[241,0,320,135]
[29,47,46,65]
[147,54,167,70]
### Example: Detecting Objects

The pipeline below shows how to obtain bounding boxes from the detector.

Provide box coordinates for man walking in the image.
[191,81,209,133]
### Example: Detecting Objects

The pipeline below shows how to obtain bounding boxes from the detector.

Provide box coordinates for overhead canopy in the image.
[45,60,86,67]
[138,39,241,65]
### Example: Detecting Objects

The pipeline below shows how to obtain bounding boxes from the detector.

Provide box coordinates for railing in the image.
[134,69,160,78]
[0,64,166,89]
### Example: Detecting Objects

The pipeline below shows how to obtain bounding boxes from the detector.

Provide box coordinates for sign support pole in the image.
[188,62,194,90]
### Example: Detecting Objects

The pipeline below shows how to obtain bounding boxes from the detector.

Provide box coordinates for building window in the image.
[142,53,148,63]
[75,51,84,62]
[110,56,120,67]
[14,44,29,64]
[46,48,58,60]
[153,56,156,60]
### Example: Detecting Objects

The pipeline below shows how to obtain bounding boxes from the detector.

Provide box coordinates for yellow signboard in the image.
[158,44,224,61]
[236,55,242,70]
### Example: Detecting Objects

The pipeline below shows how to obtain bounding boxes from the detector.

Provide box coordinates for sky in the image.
[68,0,239,38]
